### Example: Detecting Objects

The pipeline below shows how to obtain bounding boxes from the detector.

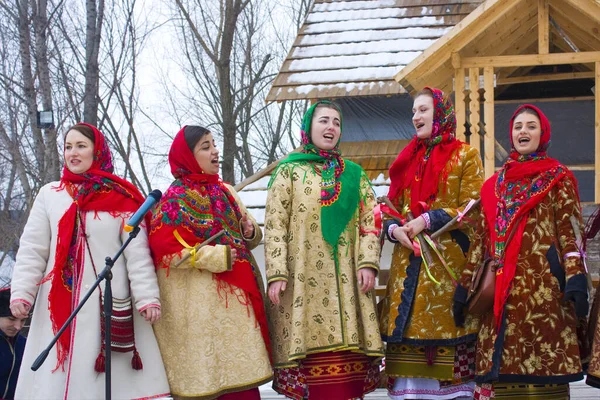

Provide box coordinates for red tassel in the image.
[95,352,106,373]
[131,349,143,370]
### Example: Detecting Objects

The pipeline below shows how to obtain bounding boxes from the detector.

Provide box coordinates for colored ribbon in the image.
[173,229,197,266]
[457,198,477,223]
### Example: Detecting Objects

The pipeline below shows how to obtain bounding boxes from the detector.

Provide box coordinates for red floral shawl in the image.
[479,104,578,329]
[43,123,145,369]
[388,87,462,216]
[148,127,271,357]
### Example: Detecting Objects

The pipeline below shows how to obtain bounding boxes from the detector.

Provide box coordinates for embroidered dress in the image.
[585,208,600,389]
[265,101,384,399]
[455,105,587,399]
[380,88,484,400]
[149,127,271,399]
[10,123,169,399]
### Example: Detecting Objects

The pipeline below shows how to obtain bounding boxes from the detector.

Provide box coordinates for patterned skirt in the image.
[474,382,570,400]
[272,350,381,400]
[386,342,476,400]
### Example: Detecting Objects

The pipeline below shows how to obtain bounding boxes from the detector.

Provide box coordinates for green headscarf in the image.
[269,100,363,248]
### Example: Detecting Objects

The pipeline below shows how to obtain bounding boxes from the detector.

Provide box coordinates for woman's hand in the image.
[404,215,426,239]
[268,281,287,305]
[141,306,161,324]
[10,302,31,319]
[241,214,255,239]
[357,268,376,294]
[392,225,414,250]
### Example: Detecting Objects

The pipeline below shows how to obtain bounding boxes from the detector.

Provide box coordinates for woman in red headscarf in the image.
[9,123,169,399]
[380,87,484,399]
[149,126,271,400]
[454,104,588,399]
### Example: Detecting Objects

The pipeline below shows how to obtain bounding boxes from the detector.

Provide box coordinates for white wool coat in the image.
[11,183,169,400]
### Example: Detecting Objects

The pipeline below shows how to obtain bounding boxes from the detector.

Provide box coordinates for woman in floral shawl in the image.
[149,126,271,400]
[10,123,169,399]
[380,87,484,400]
[265,100,384,400]
[454,104,588,399]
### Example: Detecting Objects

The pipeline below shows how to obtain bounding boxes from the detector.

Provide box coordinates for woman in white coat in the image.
[9,123,169,399]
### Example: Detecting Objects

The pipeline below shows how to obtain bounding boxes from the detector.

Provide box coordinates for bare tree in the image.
[83,0,104,125]
[170,0,313,183]
[0,0,164,267]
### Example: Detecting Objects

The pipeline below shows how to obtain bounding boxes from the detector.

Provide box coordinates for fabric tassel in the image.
[95,352,106,373]
[131,349,143,370]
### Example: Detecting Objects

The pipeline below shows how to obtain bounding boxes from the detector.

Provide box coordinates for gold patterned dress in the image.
[150,126,272,400]
[379,143,484,398]
[151,183,272,399]
[265,160,384,399]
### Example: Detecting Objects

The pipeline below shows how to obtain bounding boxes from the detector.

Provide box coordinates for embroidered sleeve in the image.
[265,165,292,283]
[357,173,381,272]
[441,146,484,223]
[426,209,452,232]
[171,245,232,273]
[553,177,586,280]
[11,185,52,306]
[459,206,488,289]
[385,221,400,243]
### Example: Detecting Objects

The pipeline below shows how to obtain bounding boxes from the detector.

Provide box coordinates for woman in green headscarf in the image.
[265,101,384,400]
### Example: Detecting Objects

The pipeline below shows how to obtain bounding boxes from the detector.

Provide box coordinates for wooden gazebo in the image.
[394,0,600,202]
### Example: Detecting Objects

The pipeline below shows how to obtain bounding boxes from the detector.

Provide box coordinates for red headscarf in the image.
[388,87,463,216]
[479,104,578,329]
[149,126,271,358]
[42,123,145,369]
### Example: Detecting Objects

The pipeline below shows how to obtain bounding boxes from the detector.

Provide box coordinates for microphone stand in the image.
[32,226,141,400]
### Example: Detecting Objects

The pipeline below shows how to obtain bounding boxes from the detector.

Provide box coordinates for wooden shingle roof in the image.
[266,0,483,102]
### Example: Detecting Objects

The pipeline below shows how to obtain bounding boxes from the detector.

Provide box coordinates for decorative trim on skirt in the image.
[272,350,381,400]
[474,382,570,400]
[386,341,476,384]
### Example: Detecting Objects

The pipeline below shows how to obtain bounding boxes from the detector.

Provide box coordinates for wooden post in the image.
[538,0,549,55]
[483,67,495,179]
[468,68,480,152]
[455,68,466,142]
[594,61,600,203]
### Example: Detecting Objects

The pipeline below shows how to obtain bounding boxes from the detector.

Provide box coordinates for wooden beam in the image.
[496,164,595,172]
[561,0,600,24]
[596,62,600,203]
[462,51,600,68]
[566,164,595,171]
[497,71,595,85]
[395,0,522,85]
[550,3,600,52]
[404,0,533,93]
[495,96,595,104]
[538,0,549,55]
[454,68,466,142]
[452,52,461,69]
[468,68,480,152]
[483,67,495,179]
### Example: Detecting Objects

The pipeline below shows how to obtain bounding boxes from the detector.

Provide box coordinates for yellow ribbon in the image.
[173,229,197,266]
[418,234,458,287]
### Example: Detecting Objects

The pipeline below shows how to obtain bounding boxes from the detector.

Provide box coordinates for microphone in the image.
[124,189,162,232]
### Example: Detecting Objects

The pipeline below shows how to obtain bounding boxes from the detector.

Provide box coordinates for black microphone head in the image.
[149,189,162,201]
